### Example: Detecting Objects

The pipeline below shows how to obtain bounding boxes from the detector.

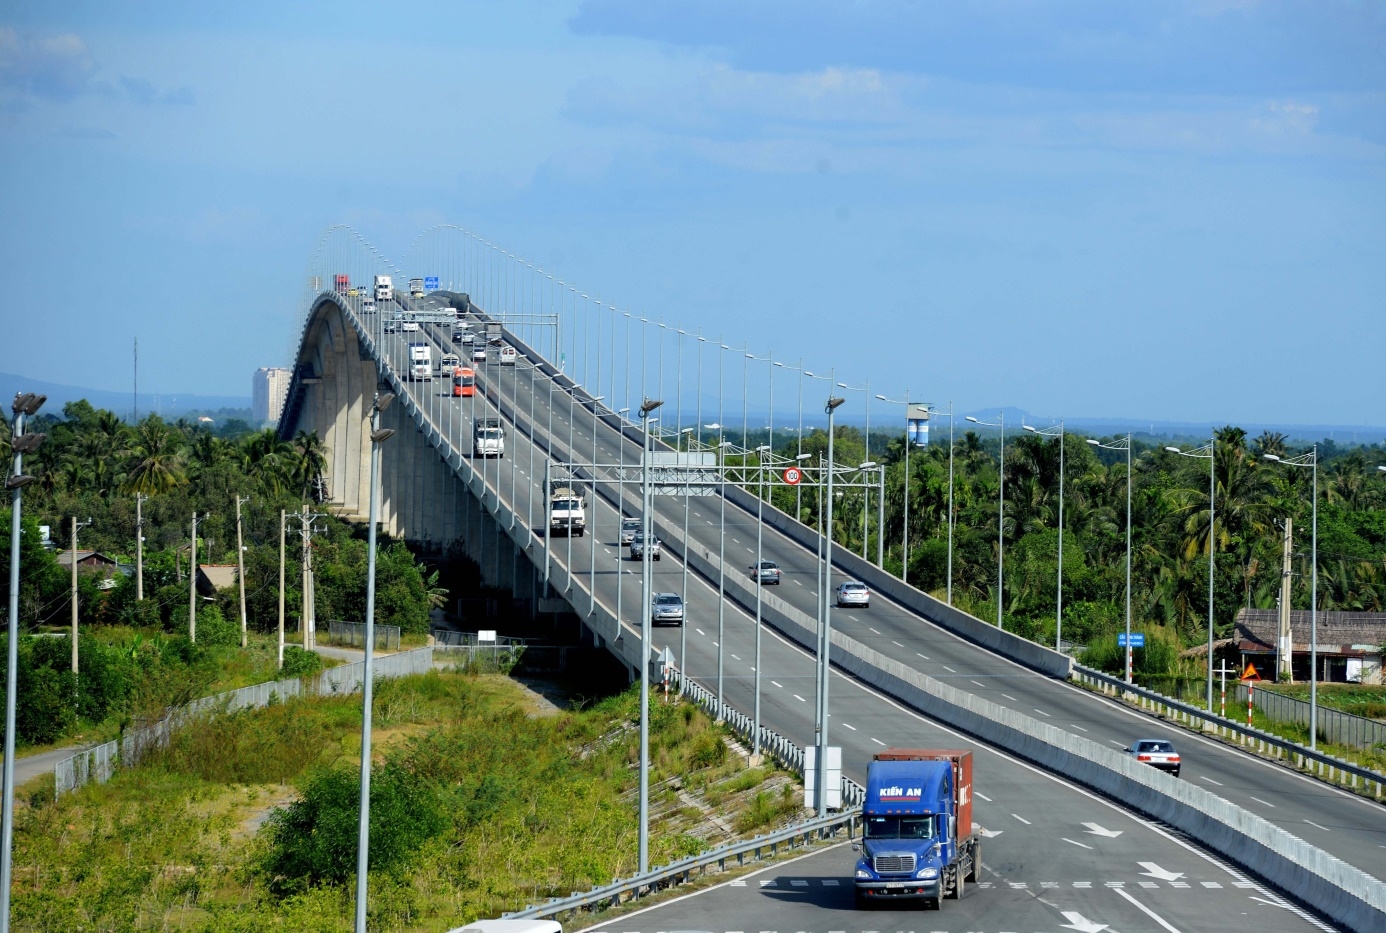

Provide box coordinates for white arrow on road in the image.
[1138,861,1186,881]
[1082,822,1124,838]
[1060,910,1111,932]
[977,827,1004,838]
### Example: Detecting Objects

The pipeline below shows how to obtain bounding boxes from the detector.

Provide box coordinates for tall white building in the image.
[253,367,292,424]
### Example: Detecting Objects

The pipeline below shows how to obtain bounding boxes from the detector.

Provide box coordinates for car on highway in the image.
[620,517,641,544]
[461,332,476,345]
[347,286,360,297]
[629,533,661,561]
[383,320,398,334]
[361,298,376,313]
[749,559,782,584]
[1124,739,1181,776]
[452,328,466,341]
[401,321,419,332]
[836,580,870,608]
[500,345,517,365]
[651,592,684,626]
[471,345,488,362]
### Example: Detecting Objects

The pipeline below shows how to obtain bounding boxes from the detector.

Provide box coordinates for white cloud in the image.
[0,26,97,100]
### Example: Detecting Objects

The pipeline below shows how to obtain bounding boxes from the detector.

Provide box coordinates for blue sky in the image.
[0,1,1382,427]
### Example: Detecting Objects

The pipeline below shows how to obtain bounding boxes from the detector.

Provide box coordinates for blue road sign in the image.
[424,276,439,291]
[1118,633,1146,648]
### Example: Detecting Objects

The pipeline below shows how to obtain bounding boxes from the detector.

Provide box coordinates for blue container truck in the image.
[853,748,981,909]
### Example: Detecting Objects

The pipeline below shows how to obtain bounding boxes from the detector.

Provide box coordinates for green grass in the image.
[1256,683,1386,721]
[11,670,803,932]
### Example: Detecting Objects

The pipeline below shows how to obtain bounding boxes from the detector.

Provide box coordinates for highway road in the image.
[571,839,1334,933]
[352,293,1377,920]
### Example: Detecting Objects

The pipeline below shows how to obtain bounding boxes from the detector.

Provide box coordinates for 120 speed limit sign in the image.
[783,467,802,485]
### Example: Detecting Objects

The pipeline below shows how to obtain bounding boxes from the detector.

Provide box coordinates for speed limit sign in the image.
[783,466,802,485]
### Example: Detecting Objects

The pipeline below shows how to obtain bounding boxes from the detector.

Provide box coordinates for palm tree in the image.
[292,430,329,501]
[122,417,188,495]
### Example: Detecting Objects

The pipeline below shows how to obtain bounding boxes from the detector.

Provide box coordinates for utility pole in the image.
[1277,518,1294,681]
[69,516,92,677]
[278,508,286,670]
[135,494,146,601]
[236,495,250,648]
[189,511,199,643]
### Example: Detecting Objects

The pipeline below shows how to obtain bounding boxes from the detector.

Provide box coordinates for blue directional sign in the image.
[1117,632,1146,648]
[424,276,439,291]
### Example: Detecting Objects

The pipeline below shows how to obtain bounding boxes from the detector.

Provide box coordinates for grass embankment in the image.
[11,626,328,757]
[11,669,803,932]
[1258,683,1386,721]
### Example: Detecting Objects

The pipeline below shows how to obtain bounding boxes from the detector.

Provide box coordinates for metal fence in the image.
[54,647,435,796]
[327,620,400,651]
[1234,683,1386,751]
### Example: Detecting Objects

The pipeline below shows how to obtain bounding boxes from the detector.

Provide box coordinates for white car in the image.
[836,581,870,608]
[1124,739,1181,777]
[620,517,641,544]
[471,345,488,362]
[629,534,661,561]
[401,321,419,332]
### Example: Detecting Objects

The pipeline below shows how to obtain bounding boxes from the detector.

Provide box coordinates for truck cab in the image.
[473,419,505,458]
[548,487,586,536]
[407,342,433,381]
[853,749,979,910]
[374,275,394,301]
[409,277,425,298]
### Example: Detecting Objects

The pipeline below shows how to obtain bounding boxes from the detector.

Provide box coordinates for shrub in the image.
[261,762,448,894]
[282,646,323,678]
[195,605,240,648]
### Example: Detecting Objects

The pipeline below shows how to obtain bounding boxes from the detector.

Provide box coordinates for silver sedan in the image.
[836,581,870,608]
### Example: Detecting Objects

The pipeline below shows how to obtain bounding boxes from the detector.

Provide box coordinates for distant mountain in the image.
[0,373,251,421]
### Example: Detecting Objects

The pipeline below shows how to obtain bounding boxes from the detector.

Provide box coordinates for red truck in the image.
[334,274,349,292]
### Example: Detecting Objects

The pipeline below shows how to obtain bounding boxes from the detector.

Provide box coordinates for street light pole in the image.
[1167,438,1216,712]
[966,411,1007,628]
[1089,434,1134,682]
[1025,421,1065,649]
[355,391,396,933]
[4,392,46,930]
[638,397,662,874]
[752,442,770,761]
[1264,447,1319,748]
[70,516,92,676]
[816,394,845,816]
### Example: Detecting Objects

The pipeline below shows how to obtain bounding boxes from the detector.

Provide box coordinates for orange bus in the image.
[453,367,476,397]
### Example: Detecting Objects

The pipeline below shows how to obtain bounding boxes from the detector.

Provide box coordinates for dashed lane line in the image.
[1001,693,1017,701]
[842,723,857,731]
[1198,775,1225,787]
[792,694,806,702]
[942,665,957,673]
[770,680,783,688]
[1071,724,1089,732]
[1033,708,1052,717]
[1304,819,1331,832]
[971,680,986,687]
[1248,795,1276,808]
[870,738,886,746]
[1012,813,1032,824]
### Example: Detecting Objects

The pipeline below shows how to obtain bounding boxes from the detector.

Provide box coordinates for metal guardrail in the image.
[327,620,400,651]
[1073,665,1386,799]
[1230,682,1386,751]
[501,809,858,921]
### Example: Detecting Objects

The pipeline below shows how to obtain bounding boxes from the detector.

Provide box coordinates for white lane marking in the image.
[771,680,783,688]
[1248,795,1276,808]
[711,641,718,647]
[1012,813,1032,824]
[1198,775,1224,787]
[894,641,906,648]
[1061,837,1092,849]
[1001,693,1018,701]
[1033,708,1052,717]
[971,680,986,687]
[942,665,957,673]
[916,653,930,660]
[1108,739,1127,747]
[1071,724,1089,732]
[793,579,802,585]
[1114,886,1183,932]
[730,654,741,660]
[842,723,857,731]
[974,791,992,802]
[792,694,806,702]
[695,628,705,636]
[870,738,886,746]
[1304,819,1331,832]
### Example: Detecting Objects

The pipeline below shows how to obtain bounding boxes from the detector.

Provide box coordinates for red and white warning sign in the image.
[783,466,802,485]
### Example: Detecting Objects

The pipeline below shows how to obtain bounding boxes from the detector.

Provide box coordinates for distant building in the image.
[252,367,292,424]
[196,564,239,597]
[1235,608,1385,684]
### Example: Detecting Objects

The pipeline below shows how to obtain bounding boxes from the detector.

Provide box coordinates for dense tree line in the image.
[737,424,1386,671]
[1,400,442,639]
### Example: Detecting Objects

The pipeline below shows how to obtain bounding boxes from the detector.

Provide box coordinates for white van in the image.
[499,346,517,366]
[401,321,419,332]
